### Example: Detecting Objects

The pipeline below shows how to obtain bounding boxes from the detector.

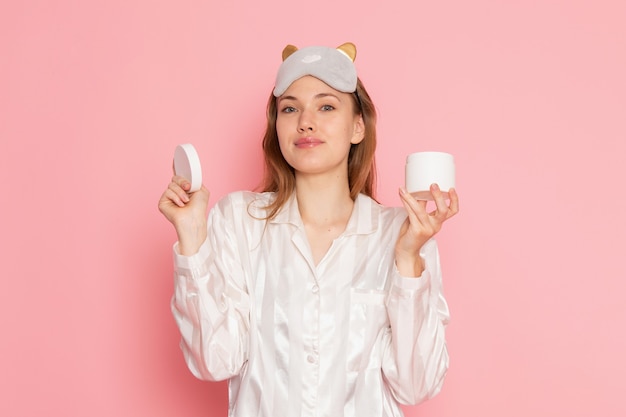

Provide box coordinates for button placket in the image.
[309,283,320,366]
[304,279,321,409]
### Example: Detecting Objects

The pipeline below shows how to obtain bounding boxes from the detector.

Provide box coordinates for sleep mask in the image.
[273,42,358,97]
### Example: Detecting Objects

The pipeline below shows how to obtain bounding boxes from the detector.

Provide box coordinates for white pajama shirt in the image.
[171,191,450,417]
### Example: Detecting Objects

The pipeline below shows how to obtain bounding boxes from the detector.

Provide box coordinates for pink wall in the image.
[2,1,625,415]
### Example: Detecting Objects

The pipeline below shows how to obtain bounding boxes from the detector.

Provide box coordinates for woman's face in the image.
[275,76,364,178]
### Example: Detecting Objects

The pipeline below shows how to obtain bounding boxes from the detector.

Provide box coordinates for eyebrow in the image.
[278,93,341,103]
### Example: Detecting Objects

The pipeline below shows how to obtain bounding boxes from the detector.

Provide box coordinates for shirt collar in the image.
[270,192,380,236]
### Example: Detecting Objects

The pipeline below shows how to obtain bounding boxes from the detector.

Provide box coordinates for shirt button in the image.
[307,355,316,363]
[311,284,319,293]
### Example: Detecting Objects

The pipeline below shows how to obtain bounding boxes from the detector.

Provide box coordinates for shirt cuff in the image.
[173,237,211,276]
[392,268,431,292]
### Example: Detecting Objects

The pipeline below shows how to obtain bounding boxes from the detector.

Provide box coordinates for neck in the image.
[295,173,354,227]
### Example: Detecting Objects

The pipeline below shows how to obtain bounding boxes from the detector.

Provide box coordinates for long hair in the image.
[259,77,378,220]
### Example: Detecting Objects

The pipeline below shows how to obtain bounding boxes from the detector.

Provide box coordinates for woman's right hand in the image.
[158,175,210,256]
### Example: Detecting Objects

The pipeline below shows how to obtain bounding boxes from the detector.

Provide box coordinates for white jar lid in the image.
[174,143,202,193]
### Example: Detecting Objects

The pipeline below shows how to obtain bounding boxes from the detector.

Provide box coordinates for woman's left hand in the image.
[395,184,459,277]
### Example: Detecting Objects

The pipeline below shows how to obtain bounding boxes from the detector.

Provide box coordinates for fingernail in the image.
[432,183,440,191]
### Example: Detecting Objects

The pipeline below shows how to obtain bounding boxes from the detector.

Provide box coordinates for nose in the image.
[297,109,315,133]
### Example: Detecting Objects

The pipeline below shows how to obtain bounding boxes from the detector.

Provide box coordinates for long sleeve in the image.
[166,192,452,416]
[170,199,251,381]
[382,238,450,405]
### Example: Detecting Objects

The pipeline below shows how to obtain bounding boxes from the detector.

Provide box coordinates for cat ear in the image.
[282,45,298,61]
[336,42,357,62]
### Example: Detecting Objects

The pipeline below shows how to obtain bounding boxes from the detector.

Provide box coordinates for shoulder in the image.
[211,190,275,218]
[352,194,407,234]
[359,194,406,222]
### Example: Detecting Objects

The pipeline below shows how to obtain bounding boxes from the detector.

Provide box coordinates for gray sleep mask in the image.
[273,43,358,97]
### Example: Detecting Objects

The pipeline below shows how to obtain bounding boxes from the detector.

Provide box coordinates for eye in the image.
[320,104,335,111]
[280,106,297,113]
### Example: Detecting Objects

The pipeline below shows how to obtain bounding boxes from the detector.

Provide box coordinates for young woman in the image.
[158,42,459,417]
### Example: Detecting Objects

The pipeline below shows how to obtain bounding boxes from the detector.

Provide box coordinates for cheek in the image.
[275,117,290,138]
[275,127,291,159]
[275,121,288,147]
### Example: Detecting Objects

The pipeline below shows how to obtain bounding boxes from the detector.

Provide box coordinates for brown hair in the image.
[259,77,378,220]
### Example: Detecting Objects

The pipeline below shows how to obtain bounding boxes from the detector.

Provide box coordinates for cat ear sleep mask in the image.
[273,42,358,97]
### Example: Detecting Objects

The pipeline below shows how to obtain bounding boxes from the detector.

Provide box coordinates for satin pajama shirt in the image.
[171,191,450,417]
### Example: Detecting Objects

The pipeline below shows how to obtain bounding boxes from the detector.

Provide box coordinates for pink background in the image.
[2,1,625,416]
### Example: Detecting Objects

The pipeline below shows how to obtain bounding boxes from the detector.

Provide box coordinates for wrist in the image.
[176,220,207,256]
[395,252,425,278]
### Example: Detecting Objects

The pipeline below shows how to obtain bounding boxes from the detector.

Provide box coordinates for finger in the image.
[430,184,450,221]
[171,175,192,192]
[161,188,187,208]
[399,188,430,227]
[168,181,190,203]
[399,187,428,211]
[448,188,460,216]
